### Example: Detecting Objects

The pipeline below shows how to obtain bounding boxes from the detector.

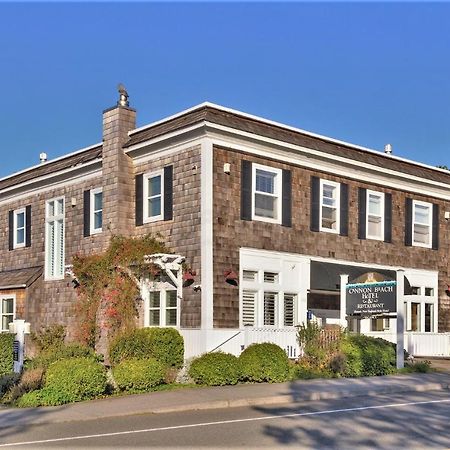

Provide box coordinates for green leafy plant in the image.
[189,352,241,386]
[0,334,14,376]
[109,327,184,368]
[30,324,66,352]
[113,358,166,392]
[3,368,44,404]
[239,343,289,383]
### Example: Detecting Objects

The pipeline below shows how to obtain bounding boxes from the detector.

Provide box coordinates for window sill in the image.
[251,215,282,225]
[319,227,339,234]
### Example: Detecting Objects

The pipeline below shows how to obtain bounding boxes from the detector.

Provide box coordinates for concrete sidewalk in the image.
[0,372,449,428]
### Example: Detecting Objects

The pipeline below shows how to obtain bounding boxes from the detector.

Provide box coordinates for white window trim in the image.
[143,170,164,223]
[240,268,297,328]
[404,283,438,332]
[319,179,340,233]
[13,208,26,249]
[146,288,179,328]
[366,190,385,241]
[412,200,432,248]
[90,188,103,235]
[45,196,65,281]
[0,294,15,333]
[251,163,282,224]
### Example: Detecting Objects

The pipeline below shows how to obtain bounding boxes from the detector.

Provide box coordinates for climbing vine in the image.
[72,234,170,348]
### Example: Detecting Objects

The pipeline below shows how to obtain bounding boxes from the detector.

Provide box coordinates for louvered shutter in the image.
[241,160,252,221]
[384,193,392,243]
[283,294,295,327]
[432,203,439,250]
[83,190,90,237]
[405,198,413,246]
[135,174,143,226]
[242,291,256,327]
[310,176,320,231]
[8,210,13,251]
[164,165,173,221]
[340,183,349,236]
[263,292,276,326]
[358,188,367,239]
[25,205,32,247]
[281,169,292,227]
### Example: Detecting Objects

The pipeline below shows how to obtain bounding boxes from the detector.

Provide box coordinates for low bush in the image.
[17,387,69,408]
[30,324,66,352]
[405,360,432,373]
[0,373,20,400]
[289,359,331,380]
[239,343,289,383]
[4,368,44,403]
[113,358,165,392]
[189,352,241,386]
[44,357,107,404]
[109,328,184,368]
[342,335,395,376]
[340,339,363,377]
[0,334,15,376]
[27,343,99,370]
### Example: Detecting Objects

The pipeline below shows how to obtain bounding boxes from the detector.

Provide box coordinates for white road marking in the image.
[2,398,450,447]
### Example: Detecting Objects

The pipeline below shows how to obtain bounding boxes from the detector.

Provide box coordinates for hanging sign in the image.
[346,272,396,316]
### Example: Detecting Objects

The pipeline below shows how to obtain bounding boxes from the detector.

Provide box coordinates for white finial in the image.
[384,144,392,155]
[39,152,47,163]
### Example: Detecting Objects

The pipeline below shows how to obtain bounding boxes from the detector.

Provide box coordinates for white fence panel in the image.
[180,328,300,359]
[364,331,450,357]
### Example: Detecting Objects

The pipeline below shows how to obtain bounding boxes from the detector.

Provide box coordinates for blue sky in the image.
[1,2,449,177]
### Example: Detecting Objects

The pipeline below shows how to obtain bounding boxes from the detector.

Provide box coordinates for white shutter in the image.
[284,294,295,326]
[263,292,276,326]
[263,272,278,283]
[243,270,257,282]
[242,290,256,326]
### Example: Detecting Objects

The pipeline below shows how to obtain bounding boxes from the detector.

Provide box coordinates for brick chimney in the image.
[102,85,136,236]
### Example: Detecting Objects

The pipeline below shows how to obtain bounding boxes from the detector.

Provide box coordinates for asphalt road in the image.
[1,390,449,449]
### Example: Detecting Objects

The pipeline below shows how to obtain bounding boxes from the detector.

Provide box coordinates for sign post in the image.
[396,269,405,369]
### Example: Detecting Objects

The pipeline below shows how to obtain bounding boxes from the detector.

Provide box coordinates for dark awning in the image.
[310,261,406,292]
[0,266,42,290]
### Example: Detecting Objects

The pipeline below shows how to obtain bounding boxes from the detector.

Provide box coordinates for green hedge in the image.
[0,334,14,376]
[341,335,396,376]
[189,352,241,386]
[27,344,99,370]
[239,343,289,383]
[113,358,166,392]
[109,328,184,368]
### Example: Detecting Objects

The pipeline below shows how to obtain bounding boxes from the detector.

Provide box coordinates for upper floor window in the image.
[1,296,14,332]
[13,208,26,248]
[144,170,164,222]
[90,188,103,234]
[45,197,65,280]
[412,200,432,248]
[366,191,385,240]
[252,164,282,223]
[320,179,340,233]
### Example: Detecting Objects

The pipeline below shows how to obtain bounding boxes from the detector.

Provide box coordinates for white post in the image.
[10,319,29,373]
[340,274,349,329]
[396,269,405,369]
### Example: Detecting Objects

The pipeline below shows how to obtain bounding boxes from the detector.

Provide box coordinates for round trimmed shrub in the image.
[44,357,107,403]
[189,352,240,386]
[109,328,184,368]
[239,343,289,383]
[112,357,166,392]
[340,339,363,377]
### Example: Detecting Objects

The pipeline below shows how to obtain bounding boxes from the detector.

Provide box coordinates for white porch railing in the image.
[181,328,450,360]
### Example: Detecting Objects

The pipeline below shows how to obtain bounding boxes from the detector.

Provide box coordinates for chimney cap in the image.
[117,83,129,107]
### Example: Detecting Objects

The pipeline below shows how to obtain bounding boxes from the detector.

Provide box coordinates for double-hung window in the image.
[320,180,340,232]
[144,170,164,222]
[148,290,178,327]
[0,296,14,332]
[366,191,384,240]
[90,188,103,234]
[412,200,432,247]
[13,208,26,248]
[45,197,65,280]
[252,164,282,223]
